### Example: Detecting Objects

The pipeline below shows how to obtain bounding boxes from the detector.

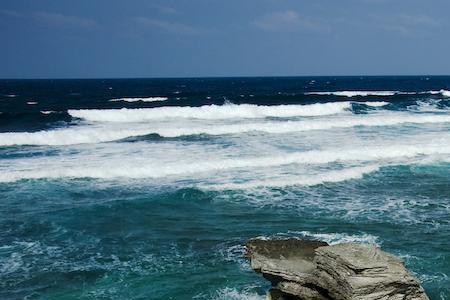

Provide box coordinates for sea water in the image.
[0,77,449,299]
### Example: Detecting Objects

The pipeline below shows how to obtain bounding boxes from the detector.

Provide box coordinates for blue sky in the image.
[0,0,449,78]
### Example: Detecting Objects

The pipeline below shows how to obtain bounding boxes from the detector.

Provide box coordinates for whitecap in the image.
[407,99,450,112]
[426,89,450,97]
[203,165,381,190]
[2,112,450,145]
[288,231,380,246]
[69,102,351,122]
[305,91,398,97]
[147,113,450,138]
[441,90,450,97]
[108,97,168,102]
[357,101,389,107]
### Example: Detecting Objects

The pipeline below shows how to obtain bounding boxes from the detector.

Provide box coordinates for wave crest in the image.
[2,112,450,145]
[305,90,450,97]
[305,91,398,97]
[109,97,168,102]
[68,102,351,122]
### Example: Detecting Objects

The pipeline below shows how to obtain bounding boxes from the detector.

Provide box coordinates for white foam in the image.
[2,112,450,146]
[305,91,398,97]
[427,89,450,97]
[217,244,249,270]
[26,101,38,105]
[0,252,23,274]
[68,102,351,122]
[0,126,154,146]
[408,100,443,112]
[417,272,449,284]
[203,165,380,190]
[289,231,380,246]
[212,288,264,300]
[306,91,449,97]
[358,101,389,107]
[0,155,383,184]
[195,144,450,174]
[5,139,450,182]
[0,241,61,275]
[40,111,55,114]
[2,129,450,184]
[108,97,168,102]
[149,113,450,138]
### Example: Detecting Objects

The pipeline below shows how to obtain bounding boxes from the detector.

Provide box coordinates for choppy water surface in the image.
[0,77,449,299]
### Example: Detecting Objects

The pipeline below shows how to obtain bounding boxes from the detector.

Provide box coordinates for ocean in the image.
[0,76,449,299]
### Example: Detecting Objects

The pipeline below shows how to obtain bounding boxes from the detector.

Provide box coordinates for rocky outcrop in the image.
[245,239,428,300]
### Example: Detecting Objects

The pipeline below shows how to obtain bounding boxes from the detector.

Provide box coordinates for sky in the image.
[0,0,449,78]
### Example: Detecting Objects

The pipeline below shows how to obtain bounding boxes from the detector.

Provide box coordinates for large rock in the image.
[245,239,429,300]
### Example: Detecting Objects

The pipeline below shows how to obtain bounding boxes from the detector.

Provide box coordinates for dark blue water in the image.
[1,77,449,299]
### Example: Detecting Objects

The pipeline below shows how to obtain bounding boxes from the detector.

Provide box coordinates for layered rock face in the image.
[245,239,428,300]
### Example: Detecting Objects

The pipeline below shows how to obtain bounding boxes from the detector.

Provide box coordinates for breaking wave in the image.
[2,142,450,182]
[0,126,152,146]
[0,163,381,185]
[202,165,381,190]
[358,101,389,107]
[1,112,450,145]
[305,91,399,97]
[144,113,450,138]
[254,231,380,246]
[428,89,450,97]
[305,90,450,97]
[109,97,169,102]
[288,231,380,246]
[68,102,351,122]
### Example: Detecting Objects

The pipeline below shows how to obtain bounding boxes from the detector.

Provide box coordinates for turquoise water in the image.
[1,77,450,299]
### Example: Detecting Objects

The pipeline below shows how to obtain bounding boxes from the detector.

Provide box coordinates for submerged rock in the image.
[246,239,428,300]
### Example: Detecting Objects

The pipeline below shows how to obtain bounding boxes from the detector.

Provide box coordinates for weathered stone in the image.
[246,239,328,285]
[313,243,428,300]
[245,238,429,300]
[277,281,330,300]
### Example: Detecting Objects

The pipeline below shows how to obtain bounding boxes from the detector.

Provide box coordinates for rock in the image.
[245,238,429,300]
[314,243,428,300]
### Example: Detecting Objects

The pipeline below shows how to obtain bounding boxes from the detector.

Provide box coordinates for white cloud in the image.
[153,5,178,15]
[134,17,209,35]
[0,9,23,18]
[33,11,96,29]
[253,10,326,32]
[373,13,443,36]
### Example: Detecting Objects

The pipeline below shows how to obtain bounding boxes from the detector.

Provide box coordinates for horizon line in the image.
[1,74,450,80]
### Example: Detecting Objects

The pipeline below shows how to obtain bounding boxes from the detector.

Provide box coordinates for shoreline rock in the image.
[245,238,428,300]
